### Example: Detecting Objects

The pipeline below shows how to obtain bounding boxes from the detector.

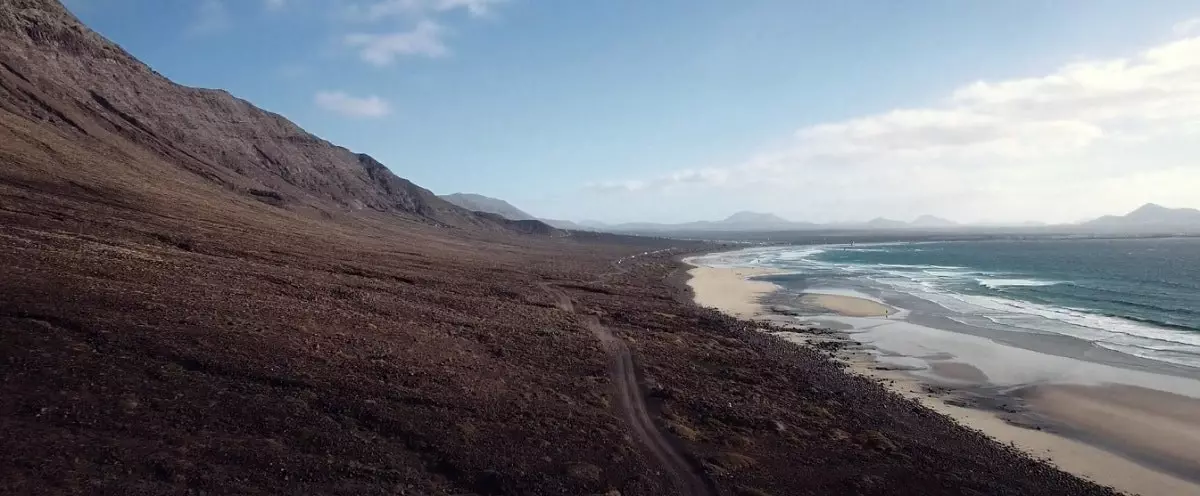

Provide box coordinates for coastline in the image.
[685,266,785,319]
[685,260,1200,496]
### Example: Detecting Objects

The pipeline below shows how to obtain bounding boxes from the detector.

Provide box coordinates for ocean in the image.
[709,237,1200,371]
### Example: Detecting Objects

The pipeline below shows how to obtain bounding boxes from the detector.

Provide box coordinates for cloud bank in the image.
[340,0,503,66]
[345,20,447,65]
[588,30,1200,223]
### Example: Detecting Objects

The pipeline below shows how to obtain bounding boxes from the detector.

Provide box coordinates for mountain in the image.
[587,212,972,233]
[590,211,816,233]
[440,192,536,221]
[1122,203,1200,224]
[578,219,610,229]
[720,211,789,225]
[1083,203,1200,230]
[439,193,593,231]
[539,218,591,230]
[429,201,801,233]
[0,0,522,231]
[471,212,566,236]
[911,215,958,227]
[864,217,908,229]
[0,3,1138,494]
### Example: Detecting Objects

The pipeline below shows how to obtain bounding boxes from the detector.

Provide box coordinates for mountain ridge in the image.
[0,3,1142,495]
[0,0,518,231]
[1083,203,1200,229]
[439,192,587,231]
[911,215,958,227]
[440,192,537,221]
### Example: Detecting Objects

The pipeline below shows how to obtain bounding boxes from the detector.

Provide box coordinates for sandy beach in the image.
[800,293,892,317]
[685,265,783,318]
[686,262,1200,496]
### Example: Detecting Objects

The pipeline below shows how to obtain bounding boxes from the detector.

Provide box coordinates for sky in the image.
[64,0,1200,224]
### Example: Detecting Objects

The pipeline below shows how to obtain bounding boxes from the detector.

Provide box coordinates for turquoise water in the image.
[723,238,1200,369]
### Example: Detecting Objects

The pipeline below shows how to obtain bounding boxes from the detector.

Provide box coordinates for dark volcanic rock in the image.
[0,0,494,229]
[0,1,1124,495]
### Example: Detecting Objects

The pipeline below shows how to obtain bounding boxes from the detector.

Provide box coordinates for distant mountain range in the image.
[911,215,958,227]
[436,193,971,232]
[590,213,963,232]
[439,193,537,221]
[585,212,815,232]
[439,193,590,230]
[440,194,1200,234]
[1082,203,1200,230]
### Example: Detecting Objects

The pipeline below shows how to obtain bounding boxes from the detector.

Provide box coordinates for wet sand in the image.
[1023,384,1200,484]
[800,293,891,317]
[687,264,1200,496]
[685,265,782,319]
[852,360,1200,496]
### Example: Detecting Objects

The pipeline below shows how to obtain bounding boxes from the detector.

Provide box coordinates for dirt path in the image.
[540,250,715,496]
[535,282,574,312]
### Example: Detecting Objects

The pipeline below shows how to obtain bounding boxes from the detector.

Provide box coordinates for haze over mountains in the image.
[440,193,537,221]
[1083,203,1200,230]
[444,193,1200,234]
[439,193,591,230]
[0,2,1174,494]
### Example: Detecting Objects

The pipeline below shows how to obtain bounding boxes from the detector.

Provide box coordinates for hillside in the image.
[721,211,789,225]
[0,2,1121,495]
[911,215,957,227]
[439,193,588,231]
[0,0,494,229]
[440,192,536,221]
[864,217,908,229]
[1084,203,1200,230]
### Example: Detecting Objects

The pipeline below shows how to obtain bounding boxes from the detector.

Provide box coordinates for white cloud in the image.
[434,0,502,17]
[587,30,1200,223]
[1174,18,1200,35]
[345,20,448,65]
[314,91,392,118]
[335,0,504,67]
[186,0,231,37]
[345,0,502,21]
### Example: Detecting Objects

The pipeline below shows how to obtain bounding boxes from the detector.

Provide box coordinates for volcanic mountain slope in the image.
[440,193,537,221]
[0,0,504,229]
[0,2,1122,495]
[440,193,587,231]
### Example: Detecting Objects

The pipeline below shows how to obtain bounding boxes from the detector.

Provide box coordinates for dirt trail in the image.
[535,282,574,312]
[541,250,715,496]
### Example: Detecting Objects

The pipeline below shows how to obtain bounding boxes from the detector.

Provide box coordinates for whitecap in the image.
[976,278,1061,289]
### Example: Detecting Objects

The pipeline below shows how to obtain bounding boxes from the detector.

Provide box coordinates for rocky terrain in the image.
[1,1,1121,495]
[0,0,524,229]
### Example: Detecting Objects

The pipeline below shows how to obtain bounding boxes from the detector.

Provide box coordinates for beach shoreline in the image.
[685,259,1200,496]
[685,265,785,319]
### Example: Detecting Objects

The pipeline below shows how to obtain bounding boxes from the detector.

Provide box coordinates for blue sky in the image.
[66,0,1200,223]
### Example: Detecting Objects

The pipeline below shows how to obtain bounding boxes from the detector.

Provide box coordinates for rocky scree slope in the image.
[0,0,516,230]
